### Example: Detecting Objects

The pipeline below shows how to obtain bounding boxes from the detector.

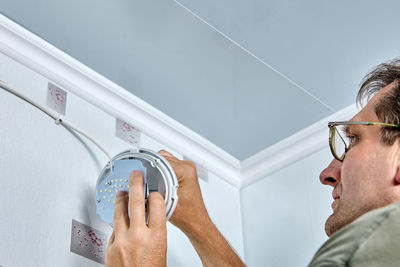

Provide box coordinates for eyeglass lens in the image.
[331,126,348,160]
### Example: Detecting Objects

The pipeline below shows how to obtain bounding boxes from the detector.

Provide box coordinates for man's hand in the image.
[158,150,210,235]
[105,170,167,267]
[158,150,246,267]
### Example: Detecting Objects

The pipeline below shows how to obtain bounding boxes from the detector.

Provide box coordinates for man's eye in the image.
[347,135,359,148]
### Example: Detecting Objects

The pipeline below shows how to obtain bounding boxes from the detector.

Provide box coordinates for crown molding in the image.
[0,14,360,190]
[239,103,358,189]
[0,14,241,188]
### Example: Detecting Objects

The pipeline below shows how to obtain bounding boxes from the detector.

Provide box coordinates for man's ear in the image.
[395,166,400,185]
[394,139,400,185]
[395,167,400,184]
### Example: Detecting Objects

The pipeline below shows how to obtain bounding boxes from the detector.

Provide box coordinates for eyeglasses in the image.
[328,121,400,162]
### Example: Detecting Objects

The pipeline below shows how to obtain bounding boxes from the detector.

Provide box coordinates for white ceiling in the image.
[1,0,400,160]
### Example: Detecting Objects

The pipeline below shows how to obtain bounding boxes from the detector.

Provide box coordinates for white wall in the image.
[240,148,334,267]
[0,52,244,267]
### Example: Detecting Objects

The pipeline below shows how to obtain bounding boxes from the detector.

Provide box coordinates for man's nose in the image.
[319,159,342,186]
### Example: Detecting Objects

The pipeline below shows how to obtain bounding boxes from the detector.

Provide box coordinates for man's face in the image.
[320,83,400,236]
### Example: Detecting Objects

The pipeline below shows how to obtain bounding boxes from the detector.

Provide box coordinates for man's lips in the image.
[332,196,340,210]
[332,191,340,200]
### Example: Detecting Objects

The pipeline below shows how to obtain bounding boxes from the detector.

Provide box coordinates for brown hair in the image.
[357,58,400,145]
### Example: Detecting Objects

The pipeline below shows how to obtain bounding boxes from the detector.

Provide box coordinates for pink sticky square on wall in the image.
[47,82,67,115]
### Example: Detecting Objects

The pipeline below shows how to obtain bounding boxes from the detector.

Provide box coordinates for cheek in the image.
[341,149,373,198]
[373,147,398,186]
[342,145,394,200]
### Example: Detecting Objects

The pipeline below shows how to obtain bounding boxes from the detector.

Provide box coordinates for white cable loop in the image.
[0,80,112,160]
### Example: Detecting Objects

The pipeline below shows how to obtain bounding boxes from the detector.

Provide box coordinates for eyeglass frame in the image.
[328,121,400,162]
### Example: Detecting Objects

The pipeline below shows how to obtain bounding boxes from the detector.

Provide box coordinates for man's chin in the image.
[324,214,336,237]
[325,204,362,237]
[324,210,346,237]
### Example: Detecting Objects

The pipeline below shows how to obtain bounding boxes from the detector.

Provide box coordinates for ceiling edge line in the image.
[173,0,336,112]
[0,12,357,191]
[0,14,242,188]
[239,103,358,189]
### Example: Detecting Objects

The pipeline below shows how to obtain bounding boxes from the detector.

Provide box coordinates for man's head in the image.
[320,58,400,237]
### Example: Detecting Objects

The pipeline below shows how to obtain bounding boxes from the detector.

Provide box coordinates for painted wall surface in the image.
[240,148,333,267]
[0,52,244,266]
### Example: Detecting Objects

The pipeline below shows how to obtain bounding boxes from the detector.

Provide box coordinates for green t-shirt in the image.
[309,201,400,266]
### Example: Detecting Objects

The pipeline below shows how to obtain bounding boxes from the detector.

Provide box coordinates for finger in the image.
[129,170,146,227]
[157,152,181,170]
[113,190,129,234]
[147,192,167,230]
[158,150,177,159]
[157,150,185,168]
[108,230,116,245]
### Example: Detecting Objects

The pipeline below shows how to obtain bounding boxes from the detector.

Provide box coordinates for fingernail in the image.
[117,191,126,197]
[132,170,141,176]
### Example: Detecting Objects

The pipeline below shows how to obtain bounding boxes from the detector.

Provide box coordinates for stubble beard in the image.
[324,202,356,237]
[325,195,396,237]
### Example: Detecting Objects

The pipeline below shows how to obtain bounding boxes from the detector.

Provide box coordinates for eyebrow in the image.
[343,124,355,136]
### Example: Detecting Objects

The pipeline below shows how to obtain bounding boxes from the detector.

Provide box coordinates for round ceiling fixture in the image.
[96,148,179,226]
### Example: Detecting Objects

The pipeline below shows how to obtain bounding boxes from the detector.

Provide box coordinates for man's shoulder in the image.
[309,201,400,267]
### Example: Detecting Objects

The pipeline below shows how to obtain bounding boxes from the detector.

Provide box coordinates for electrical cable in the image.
[0,80,112,160]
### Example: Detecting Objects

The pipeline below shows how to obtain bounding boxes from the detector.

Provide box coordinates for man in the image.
[105,58,400,266]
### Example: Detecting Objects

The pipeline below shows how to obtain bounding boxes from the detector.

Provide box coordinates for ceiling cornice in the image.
[0,14,358,190]
[0,14,241,188]
[239,104,358,189]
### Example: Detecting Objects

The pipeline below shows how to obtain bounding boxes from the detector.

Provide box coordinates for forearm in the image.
[157,151,245,266]
[181,213,245,267]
